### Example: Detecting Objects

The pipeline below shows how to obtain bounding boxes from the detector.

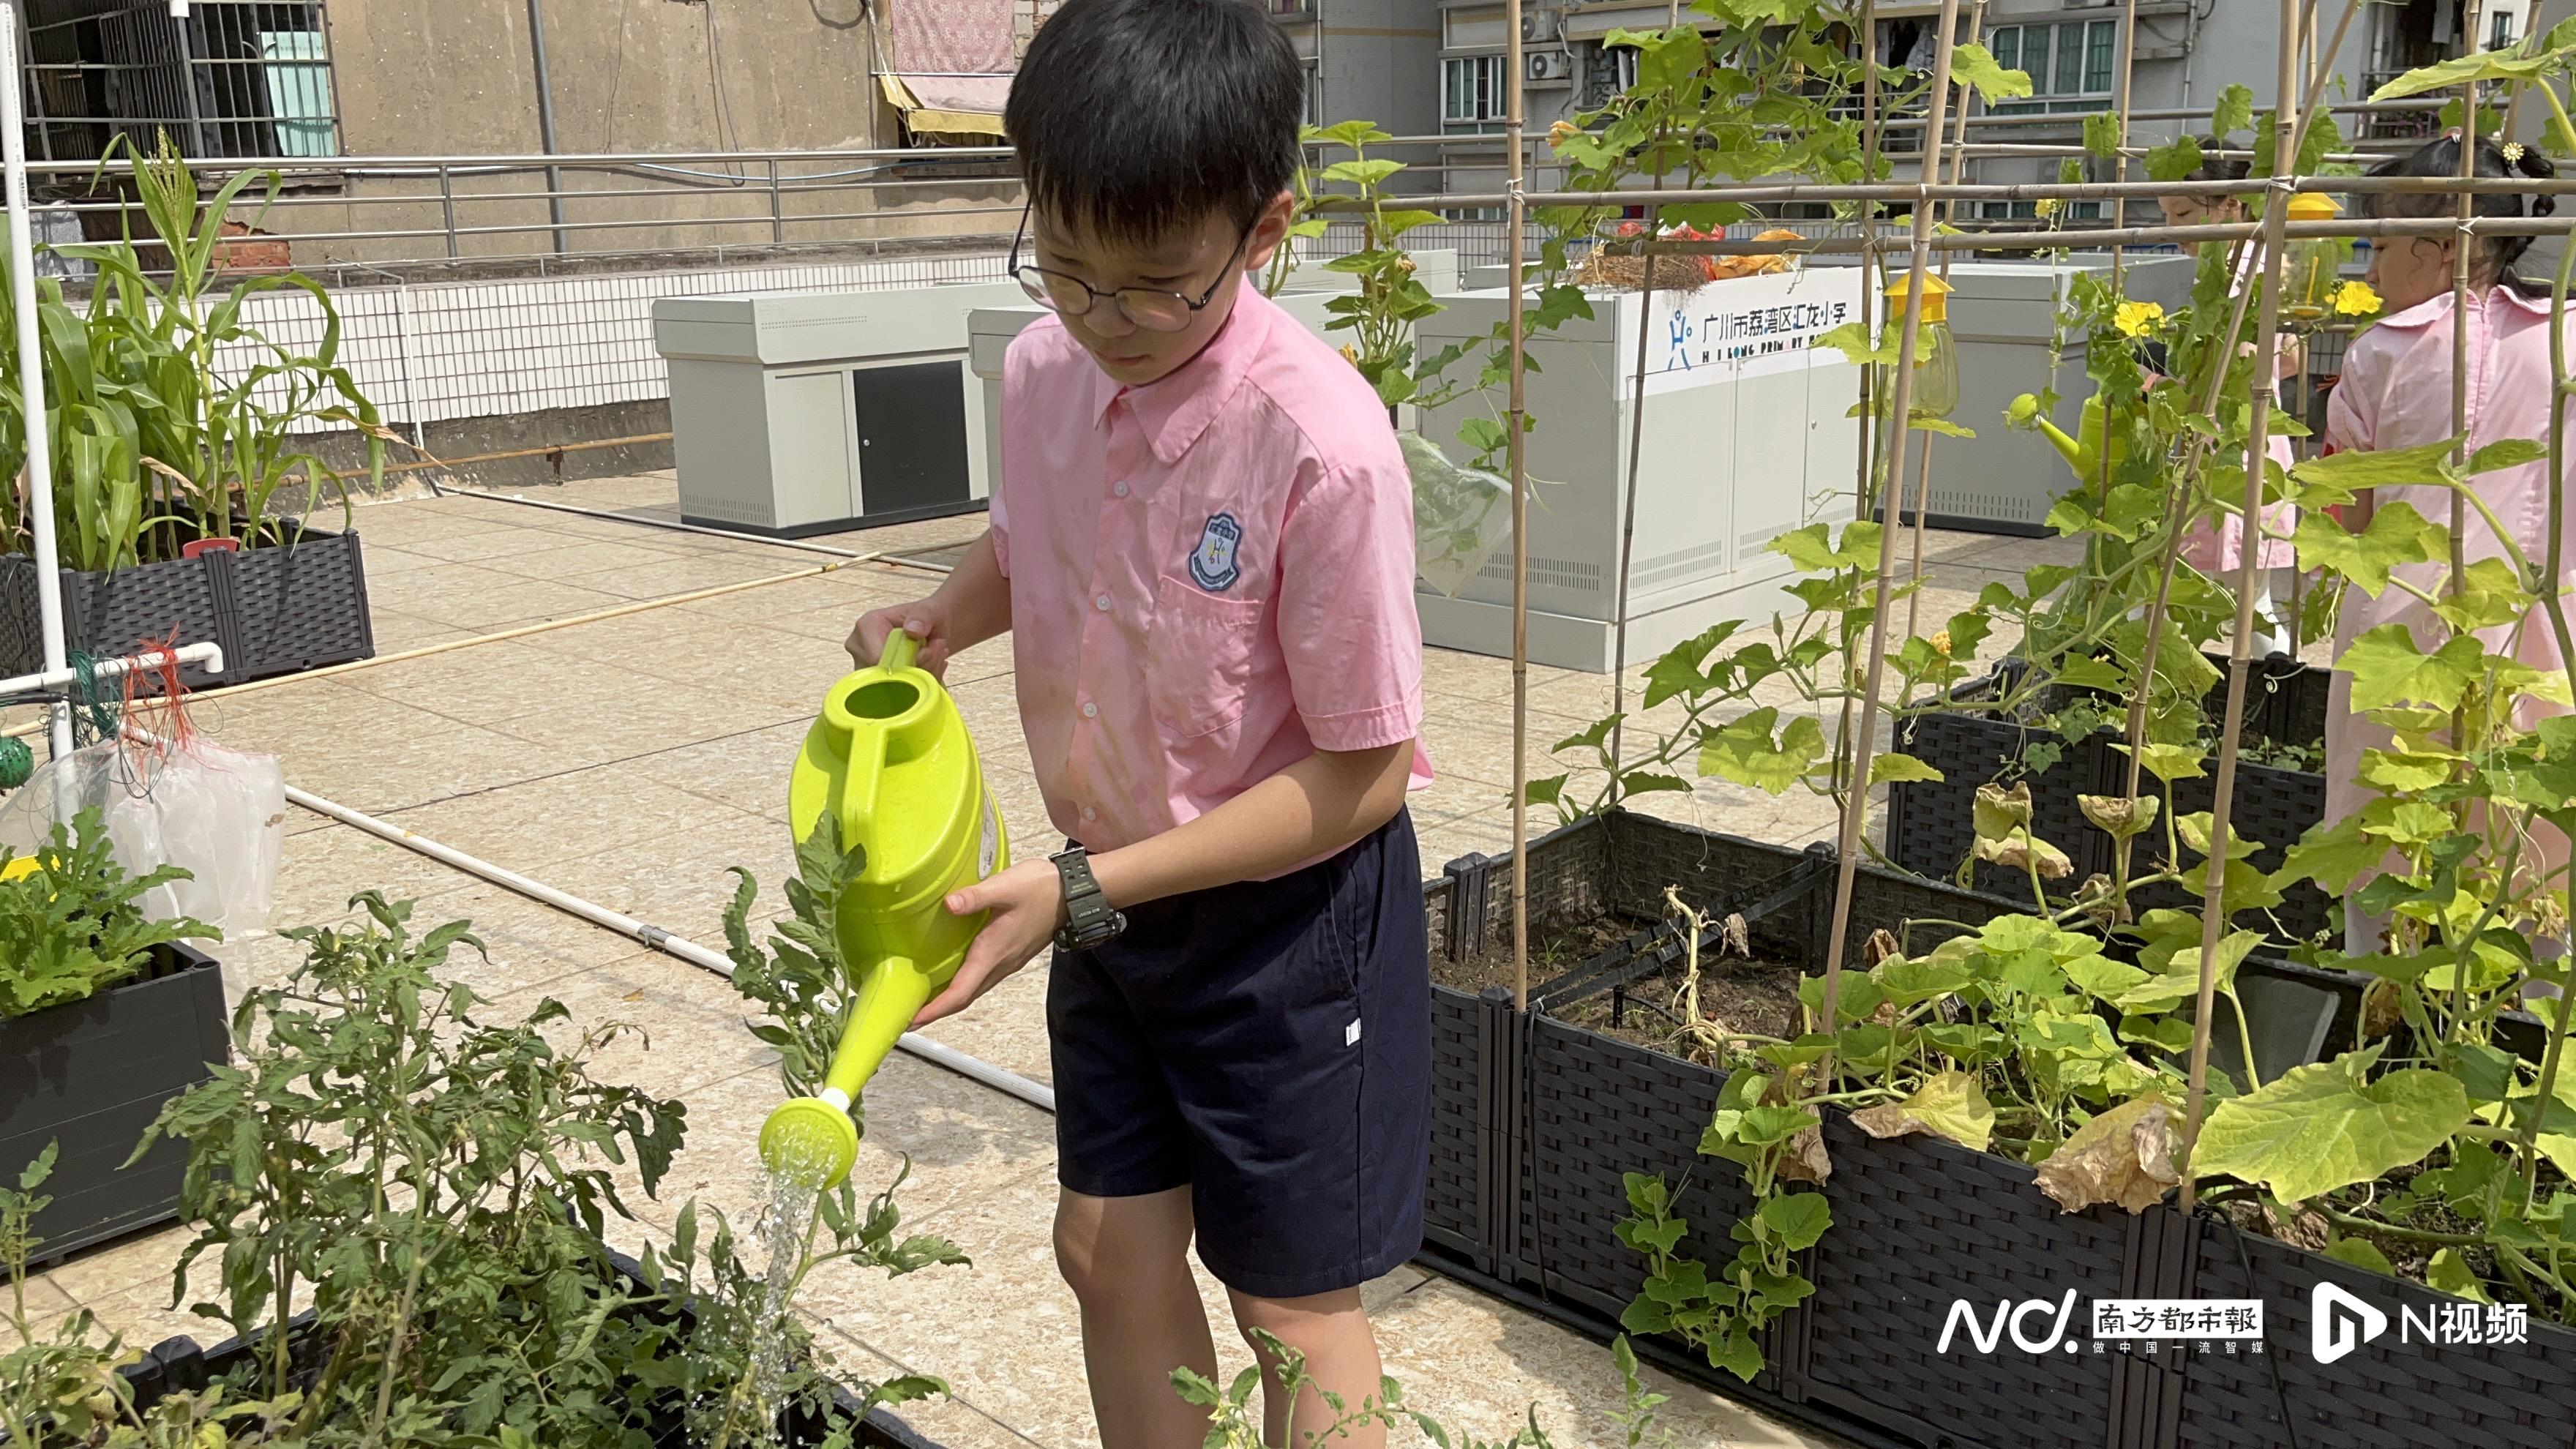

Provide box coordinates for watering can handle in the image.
[882,629,922,673]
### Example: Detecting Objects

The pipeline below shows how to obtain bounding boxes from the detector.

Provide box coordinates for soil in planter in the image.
[1548,953,1808,1066]
[1431,910,1645,997]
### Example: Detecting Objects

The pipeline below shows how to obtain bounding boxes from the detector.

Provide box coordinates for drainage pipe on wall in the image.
[277,780,1057,1115]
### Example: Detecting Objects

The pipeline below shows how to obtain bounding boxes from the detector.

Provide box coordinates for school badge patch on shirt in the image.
[1189,512,1243,592]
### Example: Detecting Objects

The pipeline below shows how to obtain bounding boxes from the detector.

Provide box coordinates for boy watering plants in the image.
[844,0,1433,1442]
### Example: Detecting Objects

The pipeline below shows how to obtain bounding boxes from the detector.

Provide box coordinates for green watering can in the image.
[759,630,1009,1188]
[2027,392,2131,484]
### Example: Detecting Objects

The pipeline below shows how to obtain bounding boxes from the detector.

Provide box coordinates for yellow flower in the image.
[1339,344,1360,366]
[2034,197,2063,219]
[2333,280,2381,317]
[2113,300,2165,339]
[1549,120,1579,147]
[1931,629,1953,657]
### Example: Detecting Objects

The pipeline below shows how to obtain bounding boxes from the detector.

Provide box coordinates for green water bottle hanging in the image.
[1882,272,1959,422]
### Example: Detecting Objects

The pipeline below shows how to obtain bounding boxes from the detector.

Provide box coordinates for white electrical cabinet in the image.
[1412,269,1866,672]
[653,282,1025,536]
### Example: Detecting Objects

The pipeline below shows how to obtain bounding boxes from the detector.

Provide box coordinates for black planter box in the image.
[1885,659,2337,943]
[0,942,226,1262]
[2161,1213,2576,1449]
[0,524,374,689]
[109,1247,946,1449]
[1415,811,2368,1449]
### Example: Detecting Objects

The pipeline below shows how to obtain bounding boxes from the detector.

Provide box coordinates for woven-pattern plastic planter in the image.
[1795,1112,2143,1449]
[2163,1215,2576,1449]
[0,523,374,689]
[1884,686,2117,896]
[0,552,231,689]
[0,941,226,1261]
[226,527,376,681]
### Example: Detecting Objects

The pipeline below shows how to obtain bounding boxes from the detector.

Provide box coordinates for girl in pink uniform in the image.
[2322,133,2566,950]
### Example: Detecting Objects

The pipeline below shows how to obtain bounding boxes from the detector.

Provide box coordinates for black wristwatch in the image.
[1051,846,1128,952]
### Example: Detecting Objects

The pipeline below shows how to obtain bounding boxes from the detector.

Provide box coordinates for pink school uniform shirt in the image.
[2321,283,2576,881]
[990,285,1435,860]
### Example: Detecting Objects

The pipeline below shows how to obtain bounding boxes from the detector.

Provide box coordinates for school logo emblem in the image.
[1188,512,1243,591]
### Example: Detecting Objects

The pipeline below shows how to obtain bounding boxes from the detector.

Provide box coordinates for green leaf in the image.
[1698,708,1827,795]
[2372,45,2575,101]
[2294,500,2448,597]
[2192,1049,2471,1202]
[2324,1236,2396,1277]
[2287,438,2460,504]
[2426,1248,2493,1303]
[2339,626,2488,713]
[2117,741,2208,784]
[1972,782,2034,841]
[2211,83,2255,140]
[2143,135,2206,184]
[1872,752,1944,785]
[2082,111,2124,160]
[2279,813,2389,894]
[1848,1071,1996,1153]
[1756,1192,1832,1252]
[1948,43,2035,105]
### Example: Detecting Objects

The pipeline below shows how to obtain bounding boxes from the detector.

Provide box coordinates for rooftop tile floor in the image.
[39,473,2083,1448]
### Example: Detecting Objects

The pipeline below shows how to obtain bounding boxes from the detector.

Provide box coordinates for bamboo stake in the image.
[1818,0,1962,1039]
[2120,0,2367,820]
[1901,0,1985,645]
[1507,0,1530,1012]
[2179,0,2303,1215]
[1606,50,1682,793]
[1842,0,1881,799]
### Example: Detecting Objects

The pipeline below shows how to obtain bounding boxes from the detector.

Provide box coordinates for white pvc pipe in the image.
[1,6,72,764]
[281,781,1059,1115]
[0,641,222,697]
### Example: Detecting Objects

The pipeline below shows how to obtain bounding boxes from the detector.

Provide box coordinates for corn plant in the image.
[0,132,384,571]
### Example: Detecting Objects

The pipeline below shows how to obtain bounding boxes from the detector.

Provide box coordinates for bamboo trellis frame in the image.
[1486,0,2575,1197]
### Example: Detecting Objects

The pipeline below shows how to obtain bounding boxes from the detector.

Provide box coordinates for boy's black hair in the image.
[1005,0,1302,246]
[2370,133,2560,298]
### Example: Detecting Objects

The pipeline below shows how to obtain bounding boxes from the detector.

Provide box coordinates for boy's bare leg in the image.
[1230,1287,1388,1449]
[1056,1186,1218,1447]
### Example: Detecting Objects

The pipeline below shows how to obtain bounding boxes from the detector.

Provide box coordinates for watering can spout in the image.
[767,622,1008,1189]
[2034,415,2086,471]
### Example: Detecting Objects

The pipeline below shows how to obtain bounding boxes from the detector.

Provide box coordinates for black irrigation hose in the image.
[2213,1204,2306,1449]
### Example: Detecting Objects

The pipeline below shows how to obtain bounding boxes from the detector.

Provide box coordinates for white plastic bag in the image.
[0,735,285,999]
[1402,430,1517,599]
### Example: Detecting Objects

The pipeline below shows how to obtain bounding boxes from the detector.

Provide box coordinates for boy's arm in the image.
[845,531,1011,673]
[916,739,1412,1025]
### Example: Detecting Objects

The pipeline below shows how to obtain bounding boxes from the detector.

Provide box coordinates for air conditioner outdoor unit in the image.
[1521,8,1562,43]
[1527,48,1573,83]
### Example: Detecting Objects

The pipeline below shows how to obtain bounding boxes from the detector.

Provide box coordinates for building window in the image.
[1442,53,1510,134]
[1304,61,1321,127]
[22,0,342,160]
[1580,40,1639,110]
[2493,9,2519,49]
[1985,20,2116,116]
[1975,199,2105,221]
[1266,0,1310,15]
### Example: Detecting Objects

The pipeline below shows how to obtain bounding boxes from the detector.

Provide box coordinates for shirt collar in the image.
[2373,282,2553,332]
[1086,286,1276,464]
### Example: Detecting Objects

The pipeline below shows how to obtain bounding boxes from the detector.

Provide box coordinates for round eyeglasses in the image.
[1007,207,1252,334]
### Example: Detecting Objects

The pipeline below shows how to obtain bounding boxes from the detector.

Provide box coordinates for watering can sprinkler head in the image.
[759,1090,861,1188]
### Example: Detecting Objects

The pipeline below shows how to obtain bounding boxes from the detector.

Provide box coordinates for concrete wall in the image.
[246,0,1019,263]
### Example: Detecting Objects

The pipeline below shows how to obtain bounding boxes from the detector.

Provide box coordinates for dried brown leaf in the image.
[1777,1123,1834,1185]
[1865,928,1901,967]
[1720,912,1751,958]
[1973,828,2075,880]
[2033,1097,2180,1214]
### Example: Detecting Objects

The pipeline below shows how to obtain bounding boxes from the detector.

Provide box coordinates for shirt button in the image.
[1082,805,1098,821]
[1113,481,1131,498]
[1082,701,1098,718]
[1094,594,1111,612]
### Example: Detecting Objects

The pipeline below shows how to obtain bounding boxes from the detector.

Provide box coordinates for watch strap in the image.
[1051,847,1126,951]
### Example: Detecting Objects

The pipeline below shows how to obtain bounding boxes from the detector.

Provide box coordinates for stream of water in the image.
[727,1137,834,1448]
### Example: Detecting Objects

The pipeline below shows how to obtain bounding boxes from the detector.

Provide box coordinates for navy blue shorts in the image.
[1047,809,1429,1300]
